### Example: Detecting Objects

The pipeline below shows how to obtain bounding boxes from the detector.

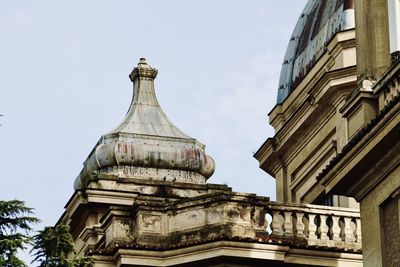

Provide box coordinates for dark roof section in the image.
[277,0,355,104]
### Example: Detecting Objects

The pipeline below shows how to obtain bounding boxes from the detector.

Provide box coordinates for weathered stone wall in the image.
[360,166,400,267]
[381,196,400,267]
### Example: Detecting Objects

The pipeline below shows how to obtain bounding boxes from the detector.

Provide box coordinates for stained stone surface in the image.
[74,59,215,190]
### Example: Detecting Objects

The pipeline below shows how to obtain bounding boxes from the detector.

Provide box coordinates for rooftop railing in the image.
[122,194,363,252]
[254,201,361,250]
[375,60,400,111]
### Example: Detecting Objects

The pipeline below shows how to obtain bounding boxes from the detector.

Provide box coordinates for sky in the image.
[0,0,308,232]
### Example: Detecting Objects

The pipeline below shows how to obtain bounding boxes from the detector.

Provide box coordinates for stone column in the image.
[355,0,391,85]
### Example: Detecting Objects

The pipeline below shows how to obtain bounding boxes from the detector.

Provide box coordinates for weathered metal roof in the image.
[74,59,215,190]
[277,0,355,104]
[110,59,191,138]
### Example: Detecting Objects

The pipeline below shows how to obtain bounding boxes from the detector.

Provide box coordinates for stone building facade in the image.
[59,0,400,266]
[255,0,400,266]
[59,57,362,266]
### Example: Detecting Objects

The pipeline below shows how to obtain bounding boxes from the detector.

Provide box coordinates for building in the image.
[255,0,358,208]
[59,0,399,266]
[255,0,400,266]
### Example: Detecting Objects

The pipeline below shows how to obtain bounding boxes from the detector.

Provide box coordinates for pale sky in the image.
[0,0,308,232]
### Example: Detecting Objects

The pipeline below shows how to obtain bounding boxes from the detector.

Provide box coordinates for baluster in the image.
[272,211,282,236]
[295,212,305,238]
[262,211,268,228]
[356,218,362,244]
[331,215,342,241]
[308,214,317,240]
[319,215,329,240]
[343,217,354,242]
[264,212,273,235]
[393,79,399,99]
[283,211,293,237]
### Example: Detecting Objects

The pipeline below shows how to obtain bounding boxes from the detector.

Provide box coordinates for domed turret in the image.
[74,58,215,190]
[277,0,355,104]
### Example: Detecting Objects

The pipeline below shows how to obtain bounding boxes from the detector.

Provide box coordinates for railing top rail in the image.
[267,201,360,217]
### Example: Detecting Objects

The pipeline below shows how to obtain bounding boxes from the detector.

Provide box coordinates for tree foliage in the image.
[31,224,93,267]
[0,199,92,266]
[0,199,40,267]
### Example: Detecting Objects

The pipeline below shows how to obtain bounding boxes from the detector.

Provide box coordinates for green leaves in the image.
[31,224,74,265]
[0,200,38,231]
[31,224,93,267]
[0,200,92,266]
[0,199,40,267]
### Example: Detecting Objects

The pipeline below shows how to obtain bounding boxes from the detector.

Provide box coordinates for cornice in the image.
[271,70,355,161]
[256,68,356,177]
[318,95,400,200]
[269,29,356,128]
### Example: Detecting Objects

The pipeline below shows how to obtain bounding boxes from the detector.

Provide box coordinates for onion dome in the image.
[277,0,355,104]
[74,58,215,190]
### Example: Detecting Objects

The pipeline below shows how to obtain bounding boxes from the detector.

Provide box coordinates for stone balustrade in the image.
[375,61,400,111]
[256,202,361,250]
[97,193,362,253]
[381,76,400,107]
